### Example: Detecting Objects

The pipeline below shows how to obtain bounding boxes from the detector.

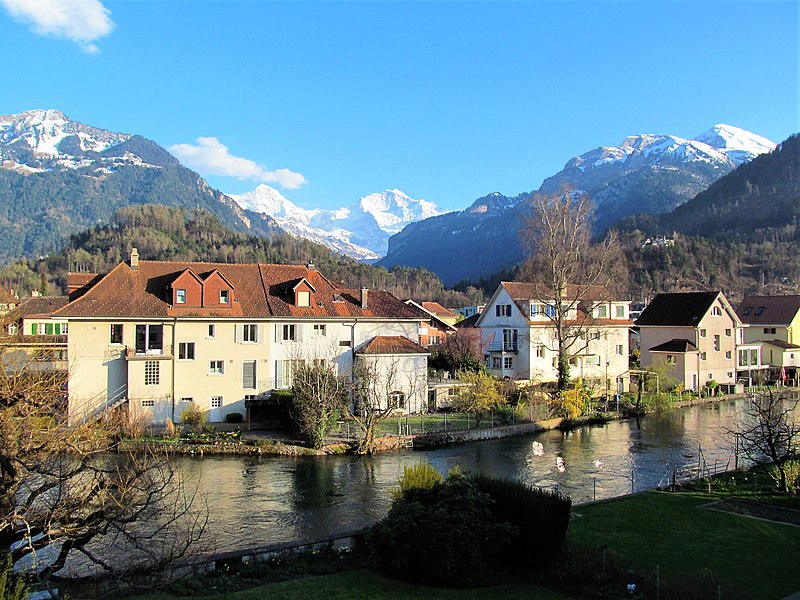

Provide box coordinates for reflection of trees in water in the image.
[290,458,338,510]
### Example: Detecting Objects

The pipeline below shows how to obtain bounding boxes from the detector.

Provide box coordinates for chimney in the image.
[130,248,139,270]
[361,287,369,310]
[307,259,316,271]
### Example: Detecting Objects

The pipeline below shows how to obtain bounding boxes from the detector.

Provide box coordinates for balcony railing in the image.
[487,341,518,352]
[125,345,173,360]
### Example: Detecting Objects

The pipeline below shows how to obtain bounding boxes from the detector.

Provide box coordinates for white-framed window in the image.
[110,323,123,345]
[596,305,608,318]
[492,356,501,369]
[503,356,513,369]
[725,351,732,359]
[208,324,216,338]
[495,304,511,317]
[615,305,626,318]
[176,289,186,304]
[141,399,155,407]
[219,290,229,304]
[7,323,17,335]
[389,391,406,409]
[279,324,297,342]
[210,396,223,409]
[243,360,257,389]
[297,290,310,307]
[243,323,258,343]
[699,329,707,338]
[700,352,707,361]
[764,327,776,334]
[209,360,224,375]
[135,324,163,353]
[616,344,624,355]
[713,335,720,351]
[535,345,545,358]
[725,328,731,337]
[313,324,326,337]
[585,355,600,366]
[244,394,256,401]
[180,397,193,403]
[144,361,160,385]
[178,342,195,360]
[711,306,722,316]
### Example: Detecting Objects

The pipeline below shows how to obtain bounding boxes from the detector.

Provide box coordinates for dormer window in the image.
[755,307,765,316]
[220,290,229,304]
[297,291,310,307]
[176,289,186,304]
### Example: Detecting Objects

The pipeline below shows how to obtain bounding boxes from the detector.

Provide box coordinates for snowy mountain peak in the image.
[693,124,776,165]
[233,184,319,224]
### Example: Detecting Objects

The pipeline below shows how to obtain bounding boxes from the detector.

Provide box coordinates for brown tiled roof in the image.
[2,297,69,323]
[67,272,104,301]
[356,335,430,355]
[755,339,800,350]
[421,301,457,319]
[736,296,800,326]
[54,260,420,320]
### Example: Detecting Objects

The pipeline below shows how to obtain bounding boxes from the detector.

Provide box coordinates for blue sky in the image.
[0,0,797,212]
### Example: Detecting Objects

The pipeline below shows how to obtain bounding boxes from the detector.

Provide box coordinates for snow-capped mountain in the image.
[379,124,777,285]
[231,185,444,260]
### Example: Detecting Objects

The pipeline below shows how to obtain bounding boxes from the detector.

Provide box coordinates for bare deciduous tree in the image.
[290,361,348,450]
[0,353,209,587]
[727,389,800,493]
[519,189,625,391]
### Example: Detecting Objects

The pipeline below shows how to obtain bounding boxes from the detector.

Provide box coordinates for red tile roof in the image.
[356,335,430,355]
[55,261,420,320]
[420,301,457,320]
[2,297,69,323]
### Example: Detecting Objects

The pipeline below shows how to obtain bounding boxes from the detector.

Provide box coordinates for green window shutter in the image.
[31,323,37,335]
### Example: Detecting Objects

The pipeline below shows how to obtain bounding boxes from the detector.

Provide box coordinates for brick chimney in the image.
[361,287,369,309]
[130,248,139,270]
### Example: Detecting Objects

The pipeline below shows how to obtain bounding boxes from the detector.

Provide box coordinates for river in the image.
[180,398,753,554]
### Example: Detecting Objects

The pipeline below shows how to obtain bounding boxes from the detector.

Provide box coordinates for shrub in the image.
[391,461,443,499]
[181,403,206,431]
[367,472,515,586]
[225,412,244,424]
[470,473,571,567]
[0,554,27,600]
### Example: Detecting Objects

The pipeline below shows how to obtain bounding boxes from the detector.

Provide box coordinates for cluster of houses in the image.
[1,248,798,427]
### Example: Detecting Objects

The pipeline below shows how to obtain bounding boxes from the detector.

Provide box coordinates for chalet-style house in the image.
[476,282,631,393]
[55,250,429,426]
[735,295,800,383]
[0,296,69,372]
[636,292,742,390]
[404,299,457,346]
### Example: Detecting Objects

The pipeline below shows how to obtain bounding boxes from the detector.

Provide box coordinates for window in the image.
[176,289,186,304]
[447,387,456,397]
[244,394,256,401]
[178,342,195,360]
[338,340,352,347]
[616,344,624,355]
[699,329,707,338]
[713,335,720,351]
[503,356,513,369]
[588,331,601,341]
[743,306,753,315]
[144,361,159,385]
[615,305,626,318]
[389,391,406,409]
[535,345,545,358]
[219,289,229,304]
[502,328,518,351]
[725,329,731,337]
[552,357,558,368]
[754,307,765,316]
[209,360,224,375]
[210,396,223,409]
[496,304,511,317]
[764,327,776,335]
[243,323,258,342]
[492,356,501,369]
[297,291,310,307]
[110,323,123,344]
[585,355,600,366]
[667,354,676,364]
[532,304,556,318]
[313,324,326,337]
[135,324,163,353]
[700,352,707,361]
[279,324,297,342]
[141,399,155,407]
[596,305,608,318]
[711,306,722,316]
[7,323,17,335]
[208,324,216,338]
[725,351,732,359]
[180,397,193,403]
[243,360,256,389]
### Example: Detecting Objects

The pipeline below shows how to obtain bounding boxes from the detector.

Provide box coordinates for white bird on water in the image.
[556,456,566,473]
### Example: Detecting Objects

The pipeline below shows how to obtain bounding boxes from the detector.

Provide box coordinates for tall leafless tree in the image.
[0,352,209,588]
[290,361,348,450]
[519,189,625,391]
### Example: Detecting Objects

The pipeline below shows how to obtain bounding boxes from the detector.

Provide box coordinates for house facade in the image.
[56,251,427,426]
[476,282,631,393]
[636,292,741,390]
[404,300,457,347]
[0,296,69,372]
[735,296,800,384]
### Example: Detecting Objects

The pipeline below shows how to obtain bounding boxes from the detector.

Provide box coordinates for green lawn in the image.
[134,569,569,600]
[568,491,800,600]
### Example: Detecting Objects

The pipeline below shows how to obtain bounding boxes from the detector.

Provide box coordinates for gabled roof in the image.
[404,299,457,332]
[356,335,430,355]
[736,296,800,326]
[55,260,421,320]
[649,338,699,353]
[420,301,457,320]
[502,282,610,303]
[2,297,69,323]
[635,292,721,327]
[754,339,800,350]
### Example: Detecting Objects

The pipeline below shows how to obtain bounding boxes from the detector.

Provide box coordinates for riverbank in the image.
[124,391,766,457]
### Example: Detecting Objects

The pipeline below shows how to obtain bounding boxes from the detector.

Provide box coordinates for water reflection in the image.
[180,399,748,552]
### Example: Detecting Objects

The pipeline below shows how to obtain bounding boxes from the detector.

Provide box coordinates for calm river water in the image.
[181,399,747,553]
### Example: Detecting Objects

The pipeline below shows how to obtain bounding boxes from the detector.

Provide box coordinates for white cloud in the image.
[0,0,113,53]
[169,137,307,190]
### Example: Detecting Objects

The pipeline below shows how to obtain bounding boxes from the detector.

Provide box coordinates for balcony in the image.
[487,341,518,353]
[125,345,173,360]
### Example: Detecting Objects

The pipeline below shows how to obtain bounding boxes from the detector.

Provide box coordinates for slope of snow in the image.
[693,124,776,165]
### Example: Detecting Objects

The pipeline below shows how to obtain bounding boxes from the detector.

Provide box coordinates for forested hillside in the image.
[0,205,485,307]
